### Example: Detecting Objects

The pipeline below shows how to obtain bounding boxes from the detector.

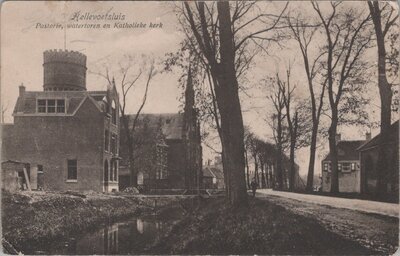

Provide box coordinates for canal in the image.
[21,216,178,255]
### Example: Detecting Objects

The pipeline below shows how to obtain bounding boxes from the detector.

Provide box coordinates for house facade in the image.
[118,69,202,191]
[321,134,367,193]
[358,120,399,198]
[1,49,120,192]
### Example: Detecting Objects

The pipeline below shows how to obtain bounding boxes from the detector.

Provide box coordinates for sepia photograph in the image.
[0,1,399,255]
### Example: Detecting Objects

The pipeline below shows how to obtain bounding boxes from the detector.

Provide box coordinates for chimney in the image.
[335,133,341,143]
[365,132,371,141]
[19,83,25,96]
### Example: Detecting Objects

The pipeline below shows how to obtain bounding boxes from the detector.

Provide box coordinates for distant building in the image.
[203,156,225,189]
[358,120,399,197]
[321,134,367,193]
[118,68,202,191]
[2,49,120,192]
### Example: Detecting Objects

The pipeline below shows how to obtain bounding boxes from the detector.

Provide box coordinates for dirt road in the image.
[258,194,398,254]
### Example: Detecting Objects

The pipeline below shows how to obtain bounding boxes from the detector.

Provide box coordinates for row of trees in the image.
[172,1,398,206]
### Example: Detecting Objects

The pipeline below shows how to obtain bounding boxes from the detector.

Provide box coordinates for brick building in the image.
[2,49,120,192]
[321,134,366,193]
[118,69,202,191]
[358,120,399,198]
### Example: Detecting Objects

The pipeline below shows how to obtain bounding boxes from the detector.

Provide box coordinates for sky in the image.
[1,1,183,119]
[1,1,397,177]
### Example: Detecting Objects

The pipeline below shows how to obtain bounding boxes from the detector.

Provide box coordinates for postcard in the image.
[1,1,398,255]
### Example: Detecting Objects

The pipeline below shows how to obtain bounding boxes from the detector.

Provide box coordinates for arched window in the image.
[110,160,114,181]
[104,160,109,182]
[114,161,118,181]
[111,100,117,125]
[138,172,144,185]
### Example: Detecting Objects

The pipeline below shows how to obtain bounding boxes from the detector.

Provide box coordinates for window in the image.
[110,161,114,181]
[38,100,46,113]
[37,99,65,113]
[105,130,109,151]
[156,144,168,179]
[338,163,342,172]
[323,162,332,172]
[47,100,56,113]
[351,163,356,171]
[111,101,117,125]
[67,159,77,180]
[114,161,118,181]
[111,135,117,154]
[56,99,65,113]
[342,163,351,173]
[37,165,43,173]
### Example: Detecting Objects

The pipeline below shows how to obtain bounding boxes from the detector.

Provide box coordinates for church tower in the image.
[183,67,202,191]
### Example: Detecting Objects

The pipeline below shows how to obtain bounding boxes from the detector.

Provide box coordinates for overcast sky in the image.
[1,1,397,177]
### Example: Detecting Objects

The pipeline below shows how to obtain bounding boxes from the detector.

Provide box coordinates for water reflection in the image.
[27,217,174,255]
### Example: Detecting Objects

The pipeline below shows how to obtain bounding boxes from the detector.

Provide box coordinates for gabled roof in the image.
[202,166,224,179]
[13,90,107,115]
[124,113,184,140]
[357,120,399,151]
[323,140,366,162]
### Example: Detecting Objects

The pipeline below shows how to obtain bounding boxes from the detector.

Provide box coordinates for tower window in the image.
[111,134,117,154]
[111,100,117,125]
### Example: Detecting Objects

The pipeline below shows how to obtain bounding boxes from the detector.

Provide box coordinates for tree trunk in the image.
[260,159,266,188]
[254,154,259,185]
[276,112,283,190]
[245,150,251,189]
[306,123,318,192]
[215,1,248,207]
[265,162,270,188]
[289,142,296,191]
[289,113,298,191]
[329,114,339,194]
[368,1,393,198]
[120,115,137,187]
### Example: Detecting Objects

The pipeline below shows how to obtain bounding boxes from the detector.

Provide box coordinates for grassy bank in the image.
[1,190,177,252]
[148,197,378,255]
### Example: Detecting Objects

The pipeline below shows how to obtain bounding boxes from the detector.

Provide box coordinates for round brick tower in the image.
[43,49,87,91]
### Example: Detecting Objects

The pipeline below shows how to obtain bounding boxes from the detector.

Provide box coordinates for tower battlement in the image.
[43,49,87,67]
[43,49,87,91]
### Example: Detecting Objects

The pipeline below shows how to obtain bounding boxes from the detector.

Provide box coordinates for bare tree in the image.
[267,74,288,190]
[312,2,373,193]
[367,1,399,197]
[278,66,299,191]
[92,56,156,187]
[287,14,327,192]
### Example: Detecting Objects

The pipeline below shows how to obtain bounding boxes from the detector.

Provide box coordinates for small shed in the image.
[1,160,35,191]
